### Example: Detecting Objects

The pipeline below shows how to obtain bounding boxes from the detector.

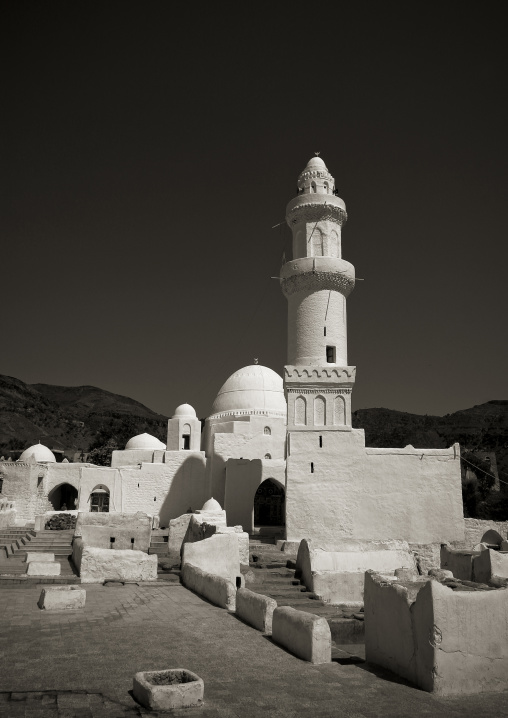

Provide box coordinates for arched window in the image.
[334,395,346,425]
[264,426,271,435]
[314,396,326,425]
[295,396,306,425]
[311,228,323,257]
[182,423,191,450]
[264,453,271,460]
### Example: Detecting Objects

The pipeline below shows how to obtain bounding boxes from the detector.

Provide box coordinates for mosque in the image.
[0,156,466,560]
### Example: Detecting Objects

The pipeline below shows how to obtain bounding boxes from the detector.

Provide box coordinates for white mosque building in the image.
[0,156,466,561]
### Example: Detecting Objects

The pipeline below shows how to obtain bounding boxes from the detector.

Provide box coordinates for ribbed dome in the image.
[173,403,197,418]
[18,443,56,463]
[210,365,286,418]
[125,433,166,450]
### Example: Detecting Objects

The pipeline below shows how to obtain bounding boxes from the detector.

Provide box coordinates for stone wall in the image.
[74,511,152,552]
[462,518,508,549]
[286,430,464,548]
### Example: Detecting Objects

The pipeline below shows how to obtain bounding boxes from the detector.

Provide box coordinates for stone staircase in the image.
[148,530,169,556]
[247,540,365,662]
[0,528,79,584]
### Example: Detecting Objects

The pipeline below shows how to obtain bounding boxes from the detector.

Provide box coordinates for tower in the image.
[280,156,356,430]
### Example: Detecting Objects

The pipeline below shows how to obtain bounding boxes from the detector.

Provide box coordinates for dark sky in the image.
[3,3,507,419]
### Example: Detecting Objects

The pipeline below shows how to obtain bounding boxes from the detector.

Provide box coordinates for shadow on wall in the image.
[159,454,207,527]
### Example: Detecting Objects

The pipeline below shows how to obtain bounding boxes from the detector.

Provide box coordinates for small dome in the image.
[201,498,223,512]
[173,403,197,418]
[125,433,166,450]
[18,443,56,463]
[305,156,327,171]
[210,365,286,418]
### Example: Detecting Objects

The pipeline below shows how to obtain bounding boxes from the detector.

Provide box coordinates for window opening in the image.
[324,327,326,336]
[264,453,271,459]
[326,345,336,363]
[311,462,314,473]
[182,434,190,450]
[319,436,323,448]
[264,426,271,435]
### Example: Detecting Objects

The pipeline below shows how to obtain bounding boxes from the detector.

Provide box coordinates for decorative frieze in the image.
[280,270,355,298]
[286,202,347,227]
[285,366,356,381]
[286,388,352,394]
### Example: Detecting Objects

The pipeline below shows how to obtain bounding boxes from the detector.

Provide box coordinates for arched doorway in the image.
[48,483,78,511]
[90,486,110,512]
[254,479,285,528]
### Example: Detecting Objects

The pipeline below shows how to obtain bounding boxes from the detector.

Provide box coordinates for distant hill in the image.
[1,374,506,485]
[0,374,168,458]
[352,401,508,483]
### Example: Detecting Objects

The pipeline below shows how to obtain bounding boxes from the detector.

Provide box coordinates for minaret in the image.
[280,156,356,429]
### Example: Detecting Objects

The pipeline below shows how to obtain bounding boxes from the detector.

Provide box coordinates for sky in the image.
[3,3,507,419]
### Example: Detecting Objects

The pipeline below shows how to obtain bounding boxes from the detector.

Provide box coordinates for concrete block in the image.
[27,561,61,576]
[25,552,55,563]
[38,586,86,610]
[181,563,236,610]
[272,606,331,664]
[79,546,157,583]
[133,669,203,711]
[236,588,277,633]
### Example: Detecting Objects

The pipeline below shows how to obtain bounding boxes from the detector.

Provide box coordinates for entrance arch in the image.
[48,483,78,511]
[254,479,285,528]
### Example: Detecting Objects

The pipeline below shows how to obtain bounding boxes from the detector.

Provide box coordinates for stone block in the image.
[133,669,203,711]
[181,563,236,610]
[27,561,61,576]
[79,546,157,583]
[75,511,152,552]
[25,552,55,563]
[38,586,86,610]
[271,606,331,664]
[236,588,277,633]
[182,532,240,584]
[364,570,508,694]
[474,548,508,584]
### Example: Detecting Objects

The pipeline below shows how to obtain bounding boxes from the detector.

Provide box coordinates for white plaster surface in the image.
[440,544,478,581]
[27,561,61,576]
[272,607,331,664]
[236,588,277,634]
[181,563,236,610]
[473,549,508,584]
[38,586,86,610]
[181,532,240,584]
[78,546,157,583]
[25,552,55,563]
[364,571,508,694]
[75,511,152,551]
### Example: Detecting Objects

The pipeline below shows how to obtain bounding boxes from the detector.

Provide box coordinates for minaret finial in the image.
[314,151,320,156]
[254,357,258,365]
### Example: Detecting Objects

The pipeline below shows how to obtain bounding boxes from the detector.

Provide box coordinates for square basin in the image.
[133,669,204,711]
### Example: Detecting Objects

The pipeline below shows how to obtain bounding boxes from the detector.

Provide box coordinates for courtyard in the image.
[1,581,507,717]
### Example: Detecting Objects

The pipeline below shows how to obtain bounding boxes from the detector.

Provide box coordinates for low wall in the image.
[296,538,417,604]
[473,549,508,585]
[271,607,331,664]
[168,514,193,553]
[364,571,508,694]
[181,531,241,585]
[440,544,480,581]
[181,563,236,610]
[463,519,508,549]
[78,545,157,583]
[236,588,276,633]
[74,511,152,552]
[35,510,78,531]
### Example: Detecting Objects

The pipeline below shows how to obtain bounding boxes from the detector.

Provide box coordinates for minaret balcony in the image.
[286,193,347,228]
[280,257,355,298]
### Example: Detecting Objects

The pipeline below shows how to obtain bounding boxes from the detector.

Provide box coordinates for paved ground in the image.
[0,582,507,717]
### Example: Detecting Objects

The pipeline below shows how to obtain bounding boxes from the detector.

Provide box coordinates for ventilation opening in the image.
[319,436,322,448]
[182,434,190,450]
[236,576,242,588]
[110,537,115,543]
[311,462,314,473]
[130,538,135,544]
[326,346,336,363]
[324,327,326,336]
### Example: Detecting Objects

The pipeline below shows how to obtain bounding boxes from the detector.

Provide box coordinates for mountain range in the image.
[0,374,506,483]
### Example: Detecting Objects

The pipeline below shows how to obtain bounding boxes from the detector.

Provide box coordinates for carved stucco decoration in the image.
[286,203,347,227]
[284,366,356,381]
[280,269,355,298]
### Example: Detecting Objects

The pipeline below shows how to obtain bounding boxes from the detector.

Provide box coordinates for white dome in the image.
[18,443,56,463]
[125,433,166,450]
[201,498,223,512]
[173,403,197,418]
[210,365,286,418]
[305,156,327,171]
